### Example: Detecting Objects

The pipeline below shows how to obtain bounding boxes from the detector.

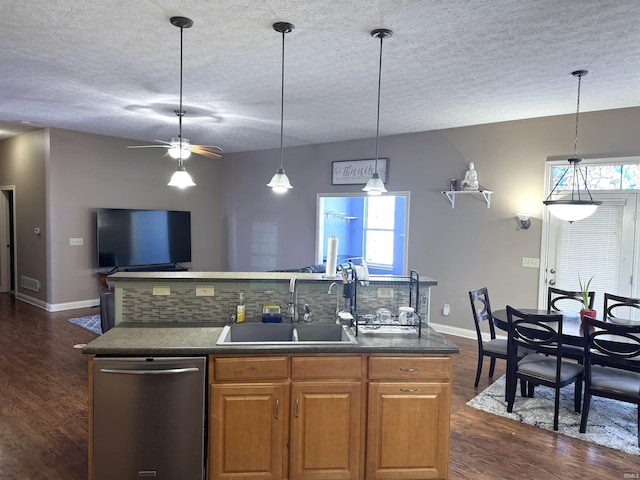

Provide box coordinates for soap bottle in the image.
[236,292,246,323]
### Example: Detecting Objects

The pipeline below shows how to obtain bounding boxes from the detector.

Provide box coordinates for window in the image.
[550,158,640,192]
[364,196,395,266]
[316,192,409,275]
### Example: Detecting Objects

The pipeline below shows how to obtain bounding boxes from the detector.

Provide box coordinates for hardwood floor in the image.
[0,293,637,479]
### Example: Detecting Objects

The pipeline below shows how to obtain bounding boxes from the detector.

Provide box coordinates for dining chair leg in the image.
[474,351,484,387]
[579,392,591,433]
[553,386,561,431]
[488,357,496,378]
[574,379,582,413]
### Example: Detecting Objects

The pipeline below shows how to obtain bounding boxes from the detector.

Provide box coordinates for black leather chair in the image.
[603,293,640,321]
[506,305,584,431]
[469,288,531,391]
[100,290,115,333]
[579,315,640,445]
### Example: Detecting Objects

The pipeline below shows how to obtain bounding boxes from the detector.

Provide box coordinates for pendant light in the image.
[167,16,196,188]
[362,28,392,196]
[267,22,294,194]
[542,70,601,222]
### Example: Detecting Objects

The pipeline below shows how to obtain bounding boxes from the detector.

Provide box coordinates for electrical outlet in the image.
[377,288,394,299]
[69,237,84,246]
[152,286,171,296]
[195,285,215,297]
[522,257,540,268]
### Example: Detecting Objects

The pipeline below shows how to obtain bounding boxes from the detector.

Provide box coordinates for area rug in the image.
[467,375,639,456]
[68,315,103,335]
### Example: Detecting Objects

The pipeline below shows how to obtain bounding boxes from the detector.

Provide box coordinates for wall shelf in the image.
[441,190,492,209]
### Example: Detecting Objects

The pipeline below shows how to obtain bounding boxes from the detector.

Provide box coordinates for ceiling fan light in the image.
[362,172,387,195]
[167,165,196,188]
[543,199,600,222]
[168,138,192,159]
[267,168,293,194]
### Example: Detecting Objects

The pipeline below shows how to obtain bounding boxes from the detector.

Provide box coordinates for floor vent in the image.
[21,276,40,292]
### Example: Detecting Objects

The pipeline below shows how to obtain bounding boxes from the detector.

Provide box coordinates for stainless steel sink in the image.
[216,323,357,345]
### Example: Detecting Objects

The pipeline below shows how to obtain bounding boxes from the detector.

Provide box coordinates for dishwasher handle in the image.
[99,367,201,375]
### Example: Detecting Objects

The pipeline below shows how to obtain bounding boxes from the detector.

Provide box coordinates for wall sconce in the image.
[517,212,531,230]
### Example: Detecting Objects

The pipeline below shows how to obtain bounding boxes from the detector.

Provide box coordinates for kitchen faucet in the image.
[288,275,298,323]
[328,282,340,320]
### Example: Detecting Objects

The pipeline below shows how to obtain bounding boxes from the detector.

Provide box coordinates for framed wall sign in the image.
[331,158,389,185]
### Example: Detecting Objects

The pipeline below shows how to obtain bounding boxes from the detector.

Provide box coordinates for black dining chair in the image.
[506,305,584,431]
[547,286,595,364]
[579,315,640,446]
[469,288,531,391]
[547,286,595,313]
[603,293,640,322]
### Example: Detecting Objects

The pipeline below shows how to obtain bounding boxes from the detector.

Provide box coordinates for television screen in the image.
[96,208,191,269]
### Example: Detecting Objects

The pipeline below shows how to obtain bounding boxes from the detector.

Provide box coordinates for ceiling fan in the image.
[127,16,223,162]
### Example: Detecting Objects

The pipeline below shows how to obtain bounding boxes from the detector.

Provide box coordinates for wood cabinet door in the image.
[366,382,451,480]
[209,383,287,480]
[290,381,363,480]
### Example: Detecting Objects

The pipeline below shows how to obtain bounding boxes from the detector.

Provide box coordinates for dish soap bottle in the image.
[236,292,246,323]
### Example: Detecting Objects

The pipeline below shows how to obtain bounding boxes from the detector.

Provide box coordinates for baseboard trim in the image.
[15,292,99,312]
[428,322,506,341]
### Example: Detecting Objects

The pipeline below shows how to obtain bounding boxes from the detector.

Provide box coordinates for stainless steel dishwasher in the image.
[93,356,206,480]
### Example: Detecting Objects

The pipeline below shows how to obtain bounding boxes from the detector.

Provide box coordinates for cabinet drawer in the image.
[214,356,289,382]
[291,355,363,380]
[368,356,451,381]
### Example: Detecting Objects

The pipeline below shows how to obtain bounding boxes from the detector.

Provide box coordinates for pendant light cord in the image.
[374,34,384,173]
[279,29,285,170]
[178,24,185,166]
[573,73,582,158]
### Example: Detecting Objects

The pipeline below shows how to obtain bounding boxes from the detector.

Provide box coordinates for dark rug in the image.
[68,314,102,335]
[467,375,638,455]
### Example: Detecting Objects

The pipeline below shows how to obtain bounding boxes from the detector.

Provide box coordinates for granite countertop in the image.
[82,323,458,356]
[107,270,439,286]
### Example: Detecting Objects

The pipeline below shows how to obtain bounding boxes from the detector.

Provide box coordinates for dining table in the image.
[492,308,586,347]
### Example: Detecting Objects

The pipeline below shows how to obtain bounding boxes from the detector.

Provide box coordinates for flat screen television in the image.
[96,208,191,269]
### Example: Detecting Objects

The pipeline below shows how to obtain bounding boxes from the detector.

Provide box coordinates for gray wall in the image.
[221,106,640,333]
[0,130,48,303]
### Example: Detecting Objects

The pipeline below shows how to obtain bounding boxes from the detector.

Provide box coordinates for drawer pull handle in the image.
[400,388,419,392]
[400,367,419,372]
[275,399,279,419]
[295,398,299,418]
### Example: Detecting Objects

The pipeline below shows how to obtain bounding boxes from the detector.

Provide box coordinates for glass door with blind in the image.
[542,192,638,315]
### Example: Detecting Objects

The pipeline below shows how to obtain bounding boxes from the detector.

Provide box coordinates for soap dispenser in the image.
[236,292,246,323]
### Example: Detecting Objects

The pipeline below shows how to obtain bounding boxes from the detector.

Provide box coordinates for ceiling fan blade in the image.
[194,144,223,152]
[191,147,222,159]
[126,145,170,149]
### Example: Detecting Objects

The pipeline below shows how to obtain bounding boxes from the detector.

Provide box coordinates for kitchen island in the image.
[84,271,457,480]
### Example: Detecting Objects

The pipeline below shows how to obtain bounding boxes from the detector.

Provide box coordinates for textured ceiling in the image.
[1,1,639,154]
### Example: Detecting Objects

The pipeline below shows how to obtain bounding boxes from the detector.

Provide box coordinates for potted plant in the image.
[578,274,597,325]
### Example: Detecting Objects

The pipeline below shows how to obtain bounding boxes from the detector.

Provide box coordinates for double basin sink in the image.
[216,322,357,345]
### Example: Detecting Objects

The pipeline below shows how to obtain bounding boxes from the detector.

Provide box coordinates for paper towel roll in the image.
[326,235,339,277]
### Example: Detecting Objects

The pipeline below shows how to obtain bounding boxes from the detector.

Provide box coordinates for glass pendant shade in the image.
[167,165,196,188]
[362,172,387,195]
[545,200,598,222]
[267,168,293,194]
